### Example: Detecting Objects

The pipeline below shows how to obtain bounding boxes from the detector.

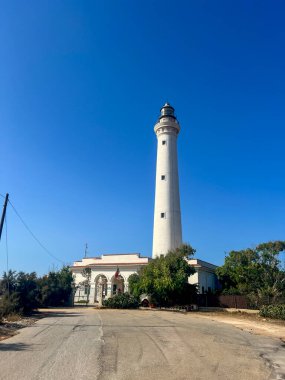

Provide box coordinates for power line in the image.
[0,193,5,199]
[8,200,65,265]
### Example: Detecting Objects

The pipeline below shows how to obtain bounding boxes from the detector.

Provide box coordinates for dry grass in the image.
[0,313,40,342]
[195,309,285,326]
[4,313,22,322]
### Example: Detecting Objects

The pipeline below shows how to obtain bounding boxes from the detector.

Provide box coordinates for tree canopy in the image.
[0,266,74,316]
[129,244,197,306]
[37,266,74,307]
[216,241,285,304]
[0,270,39,314]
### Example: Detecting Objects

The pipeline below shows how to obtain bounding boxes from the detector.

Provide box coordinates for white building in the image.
[72,253,149,304]
[72,254,218,304]
[71,103,218,305]
[188,259,218,294]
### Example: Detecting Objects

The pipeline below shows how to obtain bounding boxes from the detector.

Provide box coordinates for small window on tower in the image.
[160,213,165,218]
[162,140,166,145]
[161,175,166,180]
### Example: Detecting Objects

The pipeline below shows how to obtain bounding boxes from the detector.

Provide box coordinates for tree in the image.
[216,241,285,304]
[79,267,91,304]
[0,267,74,316]
[0,271,39,315]
[15,271,39,312]
[38,266,74,307]
[128,273,141,298]
[0,270,18,295]
[129,244,197,306]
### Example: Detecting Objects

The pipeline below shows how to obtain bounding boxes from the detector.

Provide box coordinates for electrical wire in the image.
[0,193,5,198]
[8,200,65,265]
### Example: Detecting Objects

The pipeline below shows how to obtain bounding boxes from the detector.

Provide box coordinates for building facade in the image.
[72,253,149,304]
[188,259,218,294]
[72,255,218,304]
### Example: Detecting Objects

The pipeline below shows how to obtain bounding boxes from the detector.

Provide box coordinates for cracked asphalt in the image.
[0,308,284,380]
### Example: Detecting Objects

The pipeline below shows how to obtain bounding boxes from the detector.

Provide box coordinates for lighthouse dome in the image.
[160,102,176,119]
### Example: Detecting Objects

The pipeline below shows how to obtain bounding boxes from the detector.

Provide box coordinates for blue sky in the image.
[1,0,285,275]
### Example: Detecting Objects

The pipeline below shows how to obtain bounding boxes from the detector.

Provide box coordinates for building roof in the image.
[71,253,217,273]
[188,259,217,271]
[72,253,150,269]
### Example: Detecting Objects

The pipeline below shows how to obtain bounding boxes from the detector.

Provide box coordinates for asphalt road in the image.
[0,308,284,380]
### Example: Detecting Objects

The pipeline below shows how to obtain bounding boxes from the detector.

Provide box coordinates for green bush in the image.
[75,300,89,304]
[103,293,139,309]
[0,267,74,317]
[259,304,285,320]
[0,294,23,317]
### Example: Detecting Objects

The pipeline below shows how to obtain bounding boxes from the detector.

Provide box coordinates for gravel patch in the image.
[0,314,41,341]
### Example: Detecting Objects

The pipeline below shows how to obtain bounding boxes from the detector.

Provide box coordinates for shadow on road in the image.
[40,311,84,318]
[0,342,30,351]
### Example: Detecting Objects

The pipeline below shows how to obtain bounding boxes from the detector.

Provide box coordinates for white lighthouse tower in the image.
[152,103,182,259]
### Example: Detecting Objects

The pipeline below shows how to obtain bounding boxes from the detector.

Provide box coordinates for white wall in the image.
[73,266,140,304]
[188,270,217,294]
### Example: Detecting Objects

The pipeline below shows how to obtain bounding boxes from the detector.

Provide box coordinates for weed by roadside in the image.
[0,313,40,341]
[194,310,285,326]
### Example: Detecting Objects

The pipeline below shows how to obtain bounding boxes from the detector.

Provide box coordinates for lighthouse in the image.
[152,103,182,258]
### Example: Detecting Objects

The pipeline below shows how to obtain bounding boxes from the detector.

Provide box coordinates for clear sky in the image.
[1,0,285,275]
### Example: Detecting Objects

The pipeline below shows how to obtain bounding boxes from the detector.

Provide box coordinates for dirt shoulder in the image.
[0,308,85,341]
[0,313,41,341]
[191,311,285,341]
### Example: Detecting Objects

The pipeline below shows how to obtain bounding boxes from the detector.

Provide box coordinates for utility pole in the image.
[84,243,88,258]
[0,193,9,241]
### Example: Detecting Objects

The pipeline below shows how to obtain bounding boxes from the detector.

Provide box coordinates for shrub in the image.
[103,293,139,309]
[259,304,285,320]
[0,293,24,317]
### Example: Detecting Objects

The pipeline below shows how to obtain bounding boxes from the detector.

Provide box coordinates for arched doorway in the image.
[94,275,108,303]
[111,275,125,296]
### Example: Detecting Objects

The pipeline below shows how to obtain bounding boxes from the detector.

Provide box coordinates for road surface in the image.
[0,308,284,380]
